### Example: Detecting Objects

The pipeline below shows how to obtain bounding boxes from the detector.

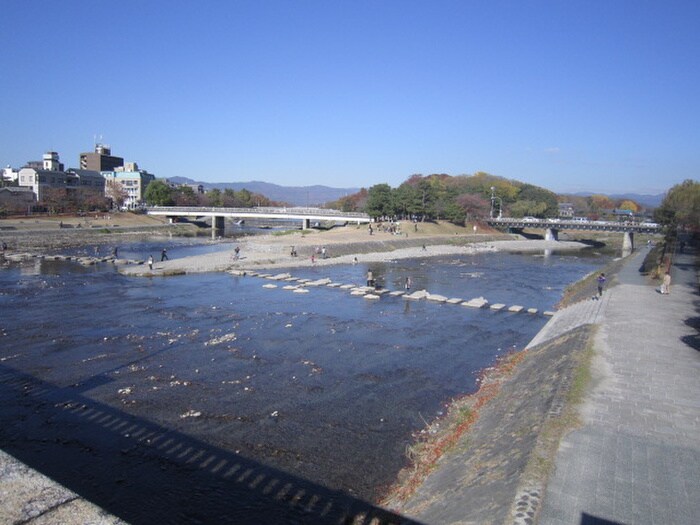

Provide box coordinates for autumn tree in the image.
[105,180,128,209]
[455,193,491,221]
[654,179,700,233]
[617,200,639,213]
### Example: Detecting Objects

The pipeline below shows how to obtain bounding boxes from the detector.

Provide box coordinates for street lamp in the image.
[490,187,503,219]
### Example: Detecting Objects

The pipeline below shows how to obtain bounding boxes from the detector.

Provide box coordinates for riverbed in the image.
[0,243,608,523]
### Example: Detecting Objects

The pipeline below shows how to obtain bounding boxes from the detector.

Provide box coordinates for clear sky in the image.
[2,1,698,195]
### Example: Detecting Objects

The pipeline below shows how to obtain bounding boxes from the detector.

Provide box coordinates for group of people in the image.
[147,248,170,270]
[365,269,412,292]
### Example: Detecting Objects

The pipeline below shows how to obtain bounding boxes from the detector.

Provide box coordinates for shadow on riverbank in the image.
[0,364,420,525]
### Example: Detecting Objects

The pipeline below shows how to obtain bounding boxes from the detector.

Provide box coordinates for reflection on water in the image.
[0,246,607,522]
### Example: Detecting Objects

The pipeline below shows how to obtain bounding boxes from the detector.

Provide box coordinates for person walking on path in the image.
[161,248,169,261]
[596,272,606,298]
[660,271,671,294]
[147,255,154,270]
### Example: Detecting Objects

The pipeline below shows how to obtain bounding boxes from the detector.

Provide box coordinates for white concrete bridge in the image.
[487,217,662,252]
[147,206,371,237]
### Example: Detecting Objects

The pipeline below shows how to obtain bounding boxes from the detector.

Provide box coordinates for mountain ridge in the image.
[168,177,359,206]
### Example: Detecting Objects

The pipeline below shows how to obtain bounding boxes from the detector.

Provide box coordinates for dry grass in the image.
[383,350,528,504]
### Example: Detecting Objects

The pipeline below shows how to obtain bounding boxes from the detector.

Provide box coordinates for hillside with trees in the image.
[326,172,658,224]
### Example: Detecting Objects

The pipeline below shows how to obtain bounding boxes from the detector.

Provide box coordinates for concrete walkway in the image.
[539,246,700,525]
[0,450,125,524]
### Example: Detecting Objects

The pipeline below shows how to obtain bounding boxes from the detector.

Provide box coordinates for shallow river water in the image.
[0,242,607,524]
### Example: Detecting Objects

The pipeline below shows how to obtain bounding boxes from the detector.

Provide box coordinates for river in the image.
[0,240,608,524]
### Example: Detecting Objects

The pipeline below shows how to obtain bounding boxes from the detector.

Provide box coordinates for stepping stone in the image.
[282,285,299,290]
[508,305,524,313]
[543,311,555,316]
[270,273,291,280]
[527,308,538,314]
[229,270,247,276]
[307,278,332,286]
[426,294,448,302]
[447,298,463,304]
[350,290,366,296]
[327,282,342,288]
[389,291,406,296]
[405,290,429,300]
[339,284,355,289]
[463,297,489,308]
[490,303,506,311]
[293,288,309,294]
[375,289,390,295]
[363,294,381,300]
[262,284,278,289]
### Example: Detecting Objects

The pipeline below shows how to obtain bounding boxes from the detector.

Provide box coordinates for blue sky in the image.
[2,1,698,195]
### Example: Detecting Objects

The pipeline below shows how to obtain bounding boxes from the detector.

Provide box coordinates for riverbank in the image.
[116,228,590,276]
[383,245,699,525]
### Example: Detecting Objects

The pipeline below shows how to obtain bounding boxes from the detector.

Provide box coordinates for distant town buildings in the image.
[102,162,155,210]
[558,202,574,218]
[3,145,155,211]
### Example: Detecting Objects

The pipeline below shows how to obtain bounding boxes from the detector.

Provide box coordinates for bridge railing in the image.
[487,217,661,232]
[148,206,370,219]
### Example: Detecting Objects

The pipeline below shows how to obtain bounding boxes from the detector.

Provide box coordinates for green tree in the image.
[365,183,394,218]
[144,179,174,206]
[206,188,223,207]
[516,184,559,217]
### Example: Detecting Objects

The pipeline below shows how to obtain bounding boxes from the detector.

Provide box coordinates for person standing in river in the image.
[405,276,412,292]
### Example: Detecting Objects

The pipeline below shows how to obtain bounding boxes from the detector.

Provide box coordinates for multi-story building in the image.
[18,152,70,201]
[18,152,105,202]
[79,143,124,171]
[102,162,155,209]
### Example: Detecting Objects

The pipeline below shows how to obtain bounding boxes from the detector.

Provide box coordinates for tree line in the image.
[325,172,655,224]
[144,180,278,208]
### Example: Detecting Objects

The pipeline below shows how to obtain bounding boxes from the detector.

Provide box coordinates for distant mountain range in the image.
[168,177,359,206]
[168,176,664,208]
[569,192,664,208]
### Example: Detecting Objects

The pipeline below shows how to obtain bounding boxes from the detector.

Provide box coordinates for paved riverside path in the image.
[539,246,700,525]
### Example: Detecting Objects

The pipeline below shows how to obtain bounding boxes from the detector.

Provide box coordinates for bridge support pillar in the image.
[545,228,559,241]
[212,216,225,239]
[302,218,310,230]
[622,231,634,254]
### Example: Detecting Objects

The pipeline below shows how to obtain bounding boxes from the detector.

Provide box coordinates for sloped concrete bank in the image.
[382,256,625,525]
